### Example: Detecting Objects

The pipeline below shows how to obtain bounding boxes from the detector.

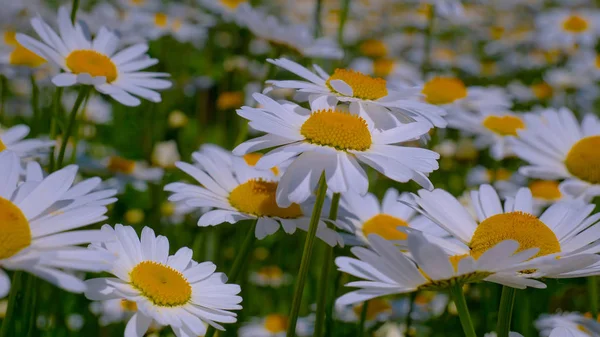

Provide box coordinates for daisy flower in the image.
[338,188,447,246]
[446,109,525,160]
[0,28,47,74]
[335,231,546,307]
[536,312,600,337]
[16,7,171,106]
[249,266,292,288]
[0,124,54,159]
[265,58,446,129]
[0,151,117,298]
[85,225,241,337]
[335,298,392,327]
[62,92,112,125]
[89,299,139,326]
[199,0,252,23]
[233,93,439,207]
[412,184,600,279]
[98,155,164,192]
[239,314,313,337]
[165,148,342,245]
[509,108,600,201]
[496,179,567,215]
[536,9,600,50]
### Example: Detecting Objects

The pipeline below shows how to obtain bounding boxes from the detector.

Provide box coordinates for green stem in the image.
[313,0,323,38]
[406,292,417,335]
[421,4,436,76]
[24,276,38,337]
[29,75,40,136]
[287,173,328,337]
[496,286,516,337]
[0,75,6,124]
[48,87,64,172]
[55,86,89,169]
[204,220,258,337]
[314,193,341,337]
[0,272,24,337]
[70,0,80,23]
[450,283,477,337]
[518,289,531,337]
[358,300,369,337]
[589,277,598,316]
[337,0,351,46]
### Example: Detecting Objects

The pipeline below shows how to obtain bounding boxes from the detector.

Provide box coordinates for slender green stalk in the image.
[24,276,38,337]
[55,86,90,169]
[0,75,7,124]
[313,0,323,38]
[70,0,80,23]
[48,87,64,172]
[314,193,341,337]
[29,75,40,136]
[589,277,599,316]
[518,289,531,337]
[421,4,436,75]
[204,220,257,337]
[287,173,328,337]
[0,271,24,337]
[337,0,351,46]
[406,292,417,335]
[450,283,477,337]
[496,286,516,337]
[358,300,369,337]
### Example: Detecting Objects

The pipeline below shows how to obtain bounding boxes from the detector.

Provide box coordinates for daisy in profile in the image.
[536,312,600,337]
[265,58,446,128]
[412,184,600,279]
[234,93,439,207]
[338,188,447,246]
[199,0,252,23]
[0,124,53,159]
[536,9,600,50]
[89,299,139,326]
[446,109,525,160]
[335,231,546,307]
[17,7,171,106]
[95,155,164,192]
[335,298,392,327]
[496,179,567,215]
[165,148,342,245]
[249,266,292,288]
[0,151,117,298]
[85,225,241,337]
[509,108,600,201]
[239,314,313,337]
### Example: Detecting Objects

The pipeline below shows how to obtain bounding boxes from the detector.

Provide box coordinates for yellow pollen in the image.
[562,15,589,33]
[490,26,505,40]
[595,55,600,69]
[373,58,394,78]
[120,300,138,312]
[0,197,31,260]
[172,18,183,32]
[130,0,146,5]
[154,13,168,27]
[160,202,175,217]
[482,115,525,136]
[529,181,561,200]
[481,61,497,76]
[469,211,560,260]
[359,39,388,58]
[3,31,17,45]
[565,136,600,184]
[9,44,46,68]
[449,254,468,272]
[531,82,553,100]
[422,77,467,105]
[489,168,512,182]
[65,50,118,83]
[221,0,247,10]
[326,68,388,100]
[216,91,244,110]
[243,153,279,176]
[257,266,283,280]
[229,179,303,218]
[300,109,372,151]
[124,209,145,224]
[264,314,288,333]
[108,156,136,174]
[414,291,435,305]
[0,139,6,152]
[129,261,192,307]
[362,214,409,240]
[352,299,392,321]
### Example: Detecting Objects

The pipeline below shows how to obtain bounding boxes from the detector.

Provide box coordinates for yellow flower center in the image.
[9,44,46,68]
[530,82,553,100]
[486,168,512,182]
[228,179,303,218]
[3,31,17,45]
[562,15,589,33]
[257,266,283,280]
[362,214,409,241]
[129,261,192,307]
[172,19,183,32]
[352,298,392,321]
[469,211,560,260]
[481,61,497,76]
[490,26,505,40]
[300,109,372,151]
[359,39,388,58]
[264,314,288,333]
[124,209,145,224]
[154,13,168,27]
[0,197,32,260]
[326,69,388,100]
[422,77,467,105]
[482,115,525,136]
[373,58,394,78]
[221,0,247,10]
[216,91,244,110]
[0,139,6,152]
[108,156,136,174]
[529,180,561,201]
[243,153,279,176]
[160,202,175,216]
[130,0,146,5]
[565,136,600,184]
[120,300,138,312]
[65,50,118,83]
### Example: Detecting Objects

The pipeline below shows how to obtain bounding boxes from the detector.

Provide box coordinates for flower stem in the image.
[287,172,328,337]
[29,75,40,136]
[588,277,598,316]
[358,300,369,337]
[314,193,340,337]
[313,0,323,38]
[0,271,24,337]
[337,0,351,46]
[496,286,516,337]
[0,75,6,123]
[204,220,258,337]
[70,0,80,23]
[406,292,417,334]
[48,87,63,172]
[55,86,90,169]
[421,4,436,76]
[450,283,477,337]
